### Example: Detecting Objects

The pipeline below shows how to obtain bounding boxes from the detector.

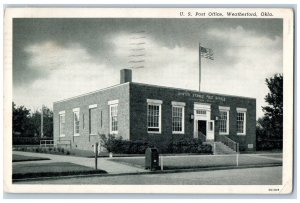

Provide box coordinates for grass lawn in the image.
[69,149,147,158]
[110,154,282,170]
[13,154,50,162]
[257,154,282,159]
[13,147,145,158]
[13,162,107,180]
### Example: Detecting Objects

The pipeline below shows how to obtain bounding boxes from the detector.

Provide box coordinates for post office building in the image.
[53,69,256,152]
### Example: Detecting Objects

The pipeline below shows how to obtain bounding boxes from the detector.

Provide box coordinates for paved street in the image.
[19,166,282,185]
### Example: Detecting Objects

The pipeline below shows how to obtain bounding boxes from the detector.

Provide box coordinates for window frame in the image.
[172,101,185,134]
[147,99,162,134]
[73,108,80,136]
[236,108,247,135]
[219,106,230,135]
[59,111,65,137]
[108,100,119,134]
[89,104,98,136]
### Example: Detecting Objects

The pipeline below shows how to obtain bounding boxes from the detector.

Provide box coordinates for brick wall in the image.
[129,83,256,152]
[53,83,130,151]
[53,81,256,152]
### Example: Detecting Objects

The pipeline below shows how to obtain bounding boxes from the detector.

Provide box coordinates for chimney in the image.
[120,69,132,84]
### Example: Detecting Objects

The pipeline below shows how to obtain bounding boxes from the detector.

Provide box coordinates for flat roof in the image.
[131,82,256,100]
[54,81,256,104]
[53,82,130,104]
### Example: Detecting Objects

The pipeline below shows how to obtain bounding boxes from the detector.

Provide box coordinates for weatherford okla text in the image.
[179,11,274,17]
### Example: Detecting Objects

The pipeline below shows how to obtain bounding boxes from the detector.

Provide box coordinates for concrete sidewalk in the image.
[12,151,282,177]
[13,151,147,174]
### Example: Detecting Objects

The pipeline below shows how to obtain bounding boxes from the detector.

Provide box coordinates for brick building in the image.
[53,69,256,152]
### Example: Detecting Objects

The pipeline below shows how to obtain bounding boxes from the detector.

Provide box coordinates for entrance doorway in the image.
[193,103,214,141]
[198,120,207,142]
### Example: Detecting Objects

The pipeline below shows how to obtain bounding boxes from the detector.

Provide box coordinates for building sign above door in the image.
[177,92,226,102]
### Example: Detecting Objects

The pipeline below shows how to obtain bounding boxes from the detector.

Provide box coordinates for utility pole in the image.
[41,105,44,138]
[95,142,99,170]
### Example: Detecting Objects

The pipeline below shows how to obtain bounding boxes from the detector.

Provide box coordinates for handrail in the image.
[219,134,239,152]
[40,139,55,147]
[198,131,206,142]
[56,140,72,149]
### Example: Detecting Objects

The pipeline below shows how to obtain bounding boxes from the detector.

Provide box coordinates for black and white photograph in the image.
[3,8,294,194]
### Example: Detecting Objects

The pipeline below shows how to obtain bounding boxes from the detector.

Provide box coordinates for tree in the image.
[29,110,42,137]
[27,106,53,138]
[13,102,53,139]
[257,74,283,150]
[12,102,31,136]
[262,74,283,139]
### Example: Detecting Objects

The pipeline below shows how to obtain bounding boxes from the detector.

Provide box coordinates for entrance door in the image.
[206,120,215,140]
[198,120,207,142]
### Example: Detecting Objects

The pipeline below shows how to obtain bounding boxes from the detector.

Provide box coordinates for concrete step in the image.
[204,141,237,155]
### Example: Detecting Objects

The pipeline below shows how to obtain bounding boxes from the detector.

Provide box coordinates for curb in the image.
[13,163,282,183]
[12,158,51,162]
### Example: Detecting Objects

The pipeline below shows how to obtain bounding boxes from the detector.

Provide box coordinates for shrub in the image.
[100,134,154,154]
[17,147,26,151]
[256,139,282,151]
[13,145,73,156]
[197,144,212,153]
[13,136,53,145]
[99,134,212,154]
[128,140,153,154]
[170,138,194,153]
[168,138,212,154]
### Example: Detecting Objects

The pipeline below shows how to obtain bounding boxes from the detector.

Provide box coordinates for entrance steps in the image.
[204,141,237,155]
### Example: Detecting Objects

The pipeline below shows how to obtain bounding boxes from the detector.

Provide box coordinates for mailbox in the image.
[145,147,159,171]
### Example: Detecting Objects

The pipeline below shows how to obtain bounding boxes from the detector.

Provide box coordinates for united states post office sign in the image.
[177,92,226,102]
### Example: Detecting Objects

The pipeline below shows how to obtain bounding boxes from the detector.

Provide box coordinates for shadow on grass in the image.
[13,154,50,162]
[13,162,107,181]
[13,170,107,180]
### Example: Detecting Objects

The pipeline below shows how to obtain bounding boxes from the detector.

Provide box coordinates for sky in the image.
[13,18,283,118]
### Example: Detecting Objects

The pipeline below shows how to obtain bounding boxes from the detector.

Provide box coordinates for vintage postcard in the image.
[3,8,294,194]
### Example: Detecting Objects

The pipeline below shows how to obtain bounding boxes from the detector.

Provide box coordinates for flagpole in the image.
[199,43,201,92]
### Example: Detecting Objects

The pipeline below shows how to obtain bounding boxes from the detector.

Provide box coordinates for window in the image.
[237,108,247,135]
[59,111,65,137]
[209,121,214,131]
[89,104,97,135]
[196,109,206,115]
[110,104,118,134]
[219,106,230,135]
[172,101,185,134]
[219,111,228,134]
[73,108,80,136]
[108,100,119,134]
[147,99,162,133]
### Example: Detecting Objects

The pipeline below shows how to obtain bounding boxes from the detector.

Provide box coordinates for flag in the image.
[200,46,214,60]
